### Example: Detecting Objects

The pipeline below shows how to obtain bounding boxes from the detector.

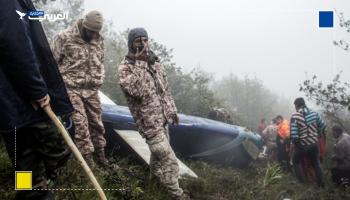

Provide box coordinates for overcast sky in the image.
[85,0,350,100]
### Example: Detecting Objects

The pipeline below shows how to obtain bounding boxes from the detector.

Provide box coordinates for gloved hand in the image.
[171,113,179,125]
[147,50,159,65]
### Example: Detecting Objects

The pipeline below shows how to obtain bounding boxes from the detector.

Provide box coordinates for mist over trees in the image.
[36,0,293,132]
[300,73,350,132]
[300,11,350,133]
[33,0,84,42]
[214,75,292,129]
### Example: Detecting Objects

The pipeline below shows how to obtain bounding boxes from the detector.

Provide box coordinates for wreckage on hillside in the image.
[99,92,263,177]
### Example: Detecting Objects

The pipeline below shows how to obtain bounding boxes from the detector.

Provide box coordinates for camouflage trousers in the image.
[1,120,71,199]
[146,127,183,199]
[67,90,106,155]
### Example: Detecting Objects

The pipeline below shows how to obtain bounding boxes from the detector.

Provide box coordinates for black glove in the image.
[147,50,159,65]
[171,113,179,125]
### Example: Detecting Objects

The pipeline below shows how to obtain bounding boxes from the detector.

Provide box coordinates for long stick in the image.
[43,106,107,200]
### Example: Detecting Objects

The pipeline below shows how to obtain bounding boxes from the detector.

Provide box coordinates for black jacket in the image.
[0,0,74,132]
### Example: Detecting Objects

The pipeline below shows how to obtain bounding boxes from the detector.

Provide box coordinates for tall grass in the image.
[0,140,349,200]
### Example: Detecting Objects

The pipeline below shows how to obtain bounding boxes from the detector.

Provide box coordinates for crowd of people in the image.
[258,98,350,188]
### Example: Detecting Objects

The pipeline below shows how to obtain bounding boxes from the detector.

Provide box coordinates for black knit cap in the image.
[294,97,306,108]
[128,28,148,53]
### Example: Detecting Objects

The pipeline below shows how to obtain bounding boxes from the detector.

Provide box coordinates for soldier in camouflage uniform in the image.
[52,10,108,167]
[118,28,187,200]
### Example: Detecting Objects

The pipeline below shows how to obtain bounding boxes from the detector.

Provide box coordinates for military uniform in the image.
[119,59,177,139]
[119,28,184,198]
[52,18,106,158]
[208,108,233,124]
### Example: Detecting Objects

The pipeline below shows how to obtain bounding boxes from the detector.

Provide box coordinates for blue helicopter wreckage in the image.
[99,92,263,177]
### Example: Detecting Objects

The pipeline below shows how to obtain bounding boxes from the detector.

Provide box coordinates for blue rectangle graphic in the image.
[319,11,333,28]
[28,11,44,17]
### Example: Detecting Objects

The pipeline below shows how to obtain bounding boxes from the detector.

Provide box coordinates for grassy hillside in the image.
[0,141,349,200]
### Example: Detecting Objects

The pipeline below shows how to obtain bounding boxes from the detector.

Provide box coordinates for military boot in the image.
[94,149,109,167]
[94,149,120,170]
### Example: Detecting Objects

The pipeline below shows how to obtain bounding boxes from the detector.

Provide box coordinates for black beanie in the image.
[128,28,148,53]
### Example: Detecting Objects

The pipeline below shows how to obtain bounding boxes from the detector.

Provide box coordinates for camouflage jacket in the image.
[118,59,177,139]
[52,19,105,97]
[208,108,233,124]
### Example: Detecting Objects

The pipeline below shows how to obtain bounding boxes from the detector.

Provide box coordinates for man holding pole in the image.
[0,0,74,199]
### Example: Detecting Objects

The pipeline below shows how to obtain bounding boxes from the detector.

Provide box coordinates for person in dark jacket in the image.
[0,0,74,199]
[331,125,350,187]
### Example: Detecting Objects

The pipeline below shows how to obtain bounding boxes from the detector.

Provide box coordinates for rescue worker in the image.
[275,115,291,166]
[331,125,350,187]
[257,118,267,136]
[0,0,74,199]
[52,10,109,167]
[261,119,278,160]
[301,129,327,184]
[118,28,187,200]
[290,97,326,187]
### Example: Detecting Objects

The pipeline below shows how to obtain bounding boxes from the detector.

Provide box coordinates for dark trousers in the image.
[276,137,290,166]
[1,121,71,200]
[331,168,350,187]
[292,143,324,187]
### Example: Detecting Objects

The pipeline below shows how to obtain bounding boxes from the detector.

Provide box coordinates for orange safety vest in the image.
[277,119,290,140]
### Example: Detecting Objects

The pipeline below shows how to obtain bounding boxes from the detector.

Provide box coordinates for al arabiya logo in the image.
[16,10,68,22]
[16,10,26,20]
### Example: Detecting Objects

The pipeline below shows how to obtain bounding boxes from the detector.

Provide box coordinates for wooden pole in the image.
[43,106,107,200]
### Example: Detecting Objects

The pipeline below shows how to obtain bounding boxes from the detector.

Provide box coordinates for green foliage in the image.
[300,72,350,132]
[99,27,222,117]
[100,26,128,105]
[1,140,350,200]
[263,163,282,187]
[0,140,15,200]
[300,11,350,138]
[334,10,350,52]
[183,160,350,200]
[300,73,350,111]
[166,67,221,117]
[37,0,290,123]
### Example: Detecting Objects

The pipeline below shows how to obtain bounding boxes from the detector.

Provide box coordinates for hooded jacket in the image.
[334,133,350,170]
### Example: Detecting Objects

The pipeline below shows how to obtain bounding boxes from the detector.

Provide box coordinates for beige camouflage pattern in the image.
[67,90,106,155]
[208,108,233,124]
[52,19,105,93]
[52,19,106,155]
[261,124,278,150]
[118,59,177,139]
[147,128,183,199]
[118,58,183,198]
